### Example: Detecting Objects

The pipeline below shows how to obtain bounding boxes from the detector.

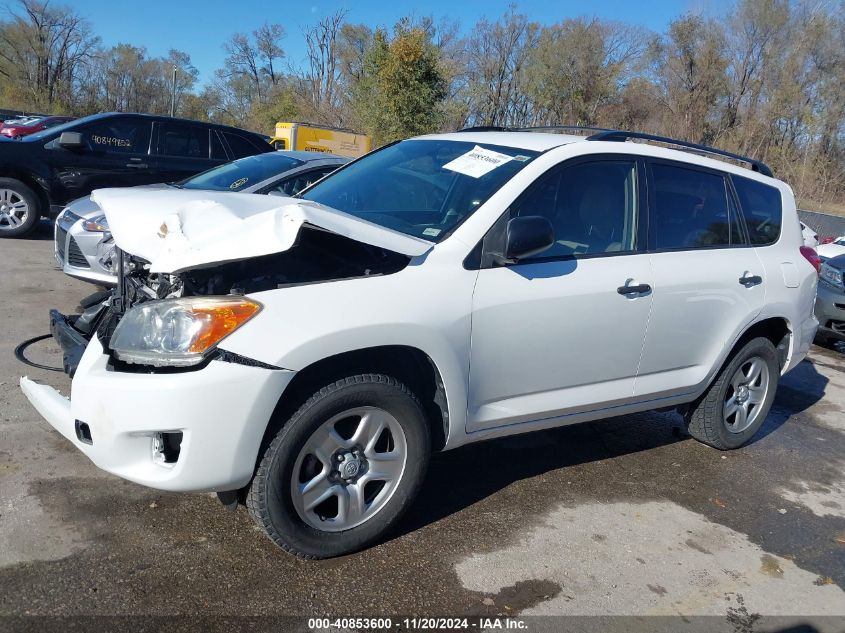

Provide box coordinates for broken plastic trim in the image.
[213,349,284,370]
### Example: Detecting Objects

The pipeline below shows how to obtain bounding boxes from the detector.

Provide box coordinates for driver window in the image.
[81,119,151,155]
[511,160,638,259]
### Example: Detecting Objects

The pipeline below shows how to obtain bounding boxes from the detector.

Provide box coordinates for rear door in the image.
[634,160,766,399]
[153,121,226,183]
[47,116,154,203]
[467,156,653,431]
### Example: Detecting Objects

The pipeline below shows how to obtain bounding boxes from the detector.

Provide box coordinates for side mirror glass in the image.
[502,215,555,262]
[58,131,84,149]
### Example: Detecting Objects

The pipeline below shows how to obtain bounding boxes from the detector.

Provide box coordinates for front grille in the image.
[66,237,90,268]
[56,225,68,261]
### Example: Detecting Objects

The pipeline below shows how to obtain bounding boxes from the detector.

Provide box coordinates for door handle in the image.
[126,162,148,169]
[617,283,651,296]
[738,274,762,286]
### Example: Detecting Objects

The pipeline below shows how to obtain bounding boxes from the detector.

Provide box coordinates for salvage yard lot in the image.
[1,222,845,628]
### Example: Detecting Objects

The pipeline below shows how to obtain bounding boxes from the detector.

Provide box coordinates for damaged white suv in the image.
[21,129,818,558]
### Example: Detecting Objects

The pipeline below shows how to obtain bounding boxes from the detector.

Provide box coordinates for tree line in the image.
[0,0,843,211]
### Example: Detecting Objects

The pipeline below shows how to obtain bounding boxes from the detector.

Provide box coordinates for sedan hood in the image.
[91,187,433,273]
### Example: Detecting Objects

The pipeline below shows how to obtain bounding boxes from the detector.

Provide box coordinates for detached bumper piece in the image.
[49,310,89,378]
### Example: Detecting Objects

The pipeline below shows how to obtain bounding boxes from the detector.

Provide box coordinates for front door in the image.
[48,117,155,203]
[467,157,653,432]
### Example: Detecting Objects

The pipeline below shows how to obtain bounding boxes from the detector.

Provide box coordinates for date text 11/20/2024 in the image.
[308,617,528,630]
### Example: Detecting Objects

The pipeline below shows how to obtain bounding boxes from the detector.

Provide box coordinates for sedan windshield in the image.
[299,139,539,242]
[179,154,304,192]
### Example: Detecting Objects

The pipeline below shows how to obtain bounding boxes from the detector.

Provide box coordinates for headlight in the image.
[82,214,109,232]
[109,296,261,367]
[61,209,83,224]
[820,262,844,289]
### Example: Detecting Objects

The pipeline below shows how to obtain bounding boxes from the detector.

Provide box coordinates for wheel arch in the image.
[730,316,791,370]
[258,345,452,470]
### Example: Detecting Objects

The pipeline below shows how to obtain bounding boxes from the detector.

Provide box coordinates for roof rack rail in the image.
[586,129,773,177]
[513,125,616,135]
[457,126,509,132]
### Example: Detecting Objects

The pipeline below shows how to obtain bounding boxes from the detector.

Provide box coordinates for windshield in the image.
[179,154,304,192]
[24,113,103,142]
[300,139,539,242]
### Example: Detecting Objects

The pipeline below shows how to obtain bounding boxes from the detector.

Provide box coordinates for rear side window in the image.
[651,163,741,249]
[732,175,782,245]
[224,132,261,159]
[82,118,151,155]
[158,123,209,159]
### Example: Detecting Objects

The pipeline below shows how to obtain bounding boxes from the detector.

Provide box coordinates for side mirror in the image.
[501,215,555,263]
[58,131,84,149]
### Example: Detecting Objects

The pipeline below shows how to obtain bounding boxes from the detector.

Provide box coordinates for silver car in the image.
[54,151,349,285]
[815,254,845,344]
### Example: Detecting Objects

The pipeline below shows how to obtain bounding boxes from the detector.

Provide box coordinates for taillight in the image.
[800,245,821,275]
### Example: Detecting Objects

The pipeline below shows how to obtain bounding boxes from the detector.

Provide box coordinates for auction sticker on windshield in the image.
[443,145,514,178]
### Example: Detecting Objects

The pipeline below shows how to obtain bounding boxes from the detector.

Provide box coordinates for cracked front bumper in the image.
[20,336,295,492]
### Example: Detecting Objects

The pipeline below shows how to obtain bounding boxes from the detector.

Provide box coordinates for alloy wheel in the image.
[0,188,30,231]
[290,406,407,532]
[723,356,770,433]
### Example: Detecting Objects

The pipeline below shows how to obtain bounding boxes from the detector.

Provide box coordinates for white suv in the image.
[21,129,819,558]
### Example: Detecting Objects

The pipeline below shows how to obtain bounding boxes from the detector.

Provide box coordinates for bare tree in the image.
[300,10,347,125]
[0,0,98,108]
[464,9,539,127]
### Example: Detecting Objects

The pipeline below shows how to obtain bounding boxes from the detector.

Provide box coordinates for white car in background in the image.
[800,221,819,248]
[817,236,845,260]
[54,151,348,285]
[23,129,818,559]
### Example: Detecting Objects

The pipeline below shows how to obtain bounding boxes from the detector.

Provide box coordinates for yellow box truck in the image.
[270,122,372,158]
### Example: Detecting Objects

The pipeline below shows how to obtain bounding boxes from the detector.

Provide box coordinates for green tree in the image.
[353,27,447,145]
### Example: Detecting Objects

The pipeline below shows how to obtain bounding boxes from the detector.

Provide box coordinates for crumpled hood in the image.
[91,188,433,273]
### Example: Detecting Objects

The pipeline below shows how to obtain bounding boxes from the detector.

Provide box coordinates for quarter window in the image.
[651,163,741,249]
[82,119,151,154]
[732,175,782,245]
[511,160,638,259]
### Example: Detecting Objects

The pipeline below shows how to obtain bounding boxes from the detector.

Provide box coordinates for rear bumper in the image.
[20,336,295,492]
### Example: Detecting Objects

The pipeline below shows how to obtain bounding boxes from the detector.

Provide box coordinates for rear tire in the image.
[0,178,41,238]
[686,337,779,450]
[247,374,430,559]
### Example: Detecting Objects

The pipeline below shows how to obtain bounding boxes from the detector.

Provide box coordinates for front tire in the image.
[686,337,779,450]
[247,374,431,559]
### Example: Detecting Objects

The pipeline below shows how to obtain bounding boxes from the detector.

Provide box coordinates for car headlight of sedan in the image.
[820,262,844,290]
[61,209,83,225]
[109,296,262,367]
[82,214,109,232]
